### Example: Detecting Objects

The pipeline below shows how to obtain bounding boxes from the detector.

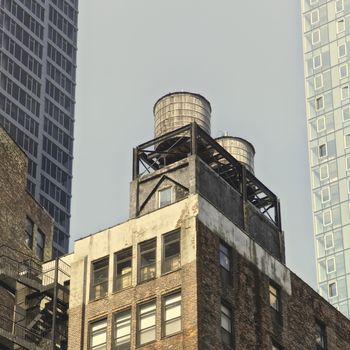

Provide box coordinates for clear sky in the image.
[71,1,315,286]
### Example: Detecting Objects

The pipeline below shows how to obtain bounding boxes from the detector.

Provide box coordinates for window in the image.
[324,233,334,250]
[336,0,344,12]
[314,74,323,90]
[338,44,347,58]
[313,55,322,69]
[159,187,172,208]
[138,300,156,345]
[340,64,348,79]
[345,134,350,147]
[310,0,318,4]
[346,156,350,170]
[139,239,156,282]
[312,29,320,44]
[90,318,107,350]
[114,309,131,350]
[328,281,337,297]
[311,9,319,24]
[326,257,336,273]
[269,284,281,312]
[162,231,180,274]
[25,217,34,248]
[35,229,45,261]
[91,257,109,300]
[321,187,330,203]
[343,106,350,121]
[114,248,132,291]
[319,144,327,158]
[316,320,327,350]
[323,210,332,226]
[348,179,350,193]
[219,242,231,285]
[221,303,233,347]
[341,85,349,99]
[317,117,326,132]
[316,96,324,110]
[320,164,329,180]
[337,18,345,33]
[163,291,181,336]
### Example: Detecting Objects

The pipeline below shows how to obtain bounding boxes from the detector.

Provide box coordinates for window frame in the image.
[90,256,109,301]
[314,74,323,90]
[313,54,322,69]
[319,164,329,180]
[335,0,344,13]
[113,308,132,350]
[89,317,108,350]
[342,106,350,121]
[158,186,173,208]
[315,319,327,350]
[341,85,350,100]
[162,230,181,275]
[25,216,34,249]
[337,18,345,33]
[269,282,282,325]
[344,133,350,148]
[321,187,330,203]
[319,143,327,158]
[328,281,337,298]
[310,9,320,24]
[137,299,157,346]
[315,95,324,110]
[219,241,232,286]
[326,257,336,274]
[346,156,350,170]
[162,290,182,337]
[138,238,156,283]
[338,43,347,58]
[312,29,321,45]
[114,247,132,292]
[316,116,326,132]
[339,64,348,79]
[324,233,334,250]
[35,229,45,261]
[220,301,233,347]
[323,210,332,226]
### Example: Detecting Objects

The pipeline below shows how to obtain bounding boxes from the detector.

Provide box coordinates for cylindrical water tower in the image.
[153,92,211,151]
[215,136,255,174]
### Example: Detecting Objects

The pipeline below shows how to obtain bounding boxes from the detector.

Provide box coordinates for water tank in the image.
[215,136,255,174]
[154,92,211,147]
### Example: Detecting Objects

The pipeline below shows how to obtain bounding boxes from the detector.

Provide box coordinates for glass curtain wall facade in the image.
[0,0,78,256]
[301,0,350,317]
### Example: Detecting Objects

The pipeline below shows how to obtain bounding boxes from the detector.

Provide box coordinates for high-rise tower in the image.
[0,0,78,256]
[301,0,350,317]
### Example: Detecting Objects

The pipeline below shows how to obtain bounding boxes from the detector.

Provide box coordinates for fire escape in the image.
[0,245,69,350]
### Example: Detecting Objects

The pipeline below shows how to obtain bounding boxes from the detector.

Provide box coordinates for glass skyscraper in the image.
[0,0,78,256]
[301,0,350,317]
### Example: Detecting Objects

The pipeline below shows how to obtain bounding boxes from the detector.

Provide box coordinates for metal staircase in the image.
[0,245,70,350]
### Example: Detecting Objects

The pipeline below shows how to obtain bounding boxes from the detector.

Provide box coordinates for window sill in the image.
[161,330,182,340]
[136,339,156,348]
[112,285,133,295]
[88,295,108,303]
[161,267,181,277]
[137,276,157,285]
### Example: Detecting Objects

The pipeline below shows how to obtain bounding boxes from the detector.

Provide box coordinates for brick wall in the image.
[197,220,350,350]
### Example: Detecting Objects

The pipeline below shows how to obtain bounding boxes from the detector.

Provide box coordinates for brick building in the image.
[65,92,350,350]
[0,126,69,350]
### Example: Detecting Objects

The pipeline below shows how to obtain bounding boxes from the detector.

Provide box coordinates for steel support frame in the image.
[132,122,282,230]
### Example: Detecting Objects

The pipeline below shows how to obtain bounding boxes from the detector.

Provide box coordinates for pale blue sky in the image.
[71,1,314,286]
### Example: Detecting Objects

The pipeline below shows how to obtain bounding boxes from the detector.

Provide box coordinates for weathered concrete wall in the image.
[130,155,284,263]
[196,219,350,350]
[68,196,199,350]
